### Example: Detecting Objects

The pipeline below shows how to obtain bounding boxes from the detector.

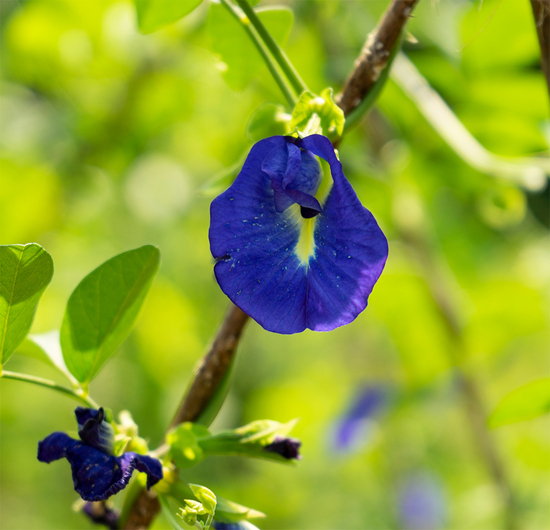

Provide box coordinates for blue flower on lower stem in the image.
[209,134,388,334]
[37,407,163,502]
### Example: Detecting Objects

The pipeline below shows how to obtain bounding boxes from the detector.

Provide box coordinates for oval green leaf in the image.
[489,378,550,428]
[60,245,160,384]
[134,0,203,34]
[0,243,54,366]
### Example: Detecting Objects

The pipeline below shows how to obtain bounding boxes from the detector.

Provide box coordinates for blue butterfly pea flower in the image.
[37,407,163,502]
[209,134,388,334]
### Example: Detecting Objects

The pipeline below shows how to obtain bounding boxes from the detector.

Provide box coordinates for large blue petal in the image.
[38,432,80,462]
[209,135,388,334]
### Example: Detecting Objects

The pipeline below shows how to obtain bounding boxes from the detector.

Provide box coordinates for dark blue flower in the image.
[37,407,163,502]
[209,134,388,334]
[264,436,301,460]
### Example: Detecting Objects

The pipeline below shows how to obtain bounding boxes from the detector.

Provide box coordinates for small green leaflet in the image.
[208,5,293,91]
[60,245,160,384]
[134,0,203,34]
[289,88,345,141]
[489,378,550,428]
[0,243,53,366]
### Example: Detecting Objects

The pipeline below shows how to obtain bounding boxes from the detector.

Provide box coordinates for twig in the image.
[391,53,549,191]
[123,0,420,527]
[401,228,518,530]
[170,304,249,427]
[530,0,550,101]
[336,0,419,116]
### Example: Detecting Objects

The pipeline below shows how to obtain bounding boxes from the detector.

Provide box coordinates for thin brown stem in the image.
[170,304,249,427]
[530,0,550,102]
[336,0,419,116]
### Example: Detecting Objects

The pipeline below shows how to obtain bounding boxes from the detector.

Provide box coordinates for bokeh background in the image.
[1,0,549,528]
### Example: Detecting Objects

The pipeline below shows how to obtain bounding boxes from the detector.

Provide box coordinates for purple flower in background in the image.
[264,436,301,460]
[398,473,447,530]
[333,385,387,452]
[38,407,163,502]
[209,134,388,334]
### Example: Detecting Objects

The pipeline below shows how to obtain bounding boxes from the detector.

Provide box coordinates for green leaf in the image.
[134,0,203,34]
[167,422,210,468]
[60,245,160,384]
[17,331,76,384]
[208,5,293,91]
[0,243,54,366]
[289,87,345,141]
[246,103,291,143]
[489,378,550,428]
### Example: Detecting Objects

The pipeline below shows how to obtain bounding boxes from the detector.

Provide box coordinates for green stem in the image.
[233,0,307,96]
[220,0,297,107]
[1,370,99,408]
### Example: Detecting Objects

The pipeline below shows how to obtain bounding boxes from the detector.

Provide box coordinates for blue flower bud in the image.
[264,436,301,460]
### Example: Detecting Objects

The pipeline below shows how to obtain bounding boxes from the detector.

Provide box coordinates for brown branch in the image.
[530,0,550,101]
[170,304,249,427]
[336,0,419,116]
[123,1,419,528]
[122,489,161,530]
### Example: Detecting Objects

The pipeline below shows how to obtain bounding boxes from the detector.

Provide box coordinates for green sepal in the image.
[167,422,211,468]
[199,419,299,464]
[215,498,266,524]
[189,484,217,516]
[289,88,345,142]
[0,243,54,367]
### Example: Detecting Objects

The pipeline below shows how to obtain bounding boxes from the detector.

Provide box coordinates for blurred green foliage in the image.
[0,0,548,529]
